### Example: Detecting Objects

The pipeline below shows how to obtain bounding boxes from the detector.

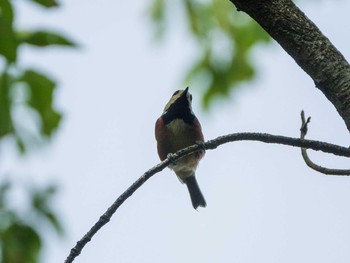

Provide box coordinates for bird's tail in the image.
[185,175,206,209]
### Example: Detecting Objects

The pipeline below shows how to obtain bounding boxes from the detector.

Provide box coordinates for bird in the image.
[155,87,206,209]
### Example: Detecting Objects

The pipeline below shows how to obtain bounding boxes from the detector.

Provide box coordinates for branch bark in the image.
[230,0,350,132]
[64,132,350,263]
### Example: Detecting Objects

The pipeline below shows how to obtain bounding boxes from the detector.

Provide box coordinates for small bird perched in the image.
[155,87,206,209]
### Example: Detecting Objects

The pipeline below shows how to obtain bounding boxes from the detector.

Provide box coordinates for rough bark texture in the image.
[230,0,350,132]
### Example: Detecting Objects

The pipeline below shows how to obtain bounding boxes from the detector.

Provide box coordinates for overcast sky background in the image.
[2,0,350,262]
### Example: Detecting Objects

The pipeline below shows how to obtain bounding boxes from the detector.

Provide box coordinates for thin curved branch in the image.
[300,111,350,175]
[64,132,350,263]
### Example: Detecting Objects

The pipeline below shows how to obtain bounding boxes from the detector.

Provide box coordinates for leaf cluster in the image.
[0,1,75,262]
[150,0,271,108]
[0,0,76,153]
[0,180,63,263]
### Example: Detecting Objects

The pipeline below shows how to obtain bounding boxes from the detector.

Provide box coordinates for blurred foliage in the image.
[28,0,59,8]
[0,0,75,262]
[149,0,271,108]
[18,30,76,47]
[0,0,76,153]
[0,181,63,263]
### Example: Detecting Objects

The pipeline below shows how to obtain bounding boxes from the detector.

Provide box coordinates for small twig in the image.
[300,110,350,175]
[65,132,350,263]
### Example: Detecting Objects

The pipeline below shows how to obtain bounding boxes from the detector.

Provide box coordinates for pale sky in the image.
[2,1,350,262]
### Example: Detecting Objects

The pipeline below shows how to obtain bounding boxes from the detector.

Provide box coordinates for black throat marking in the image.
[162,95,195,125]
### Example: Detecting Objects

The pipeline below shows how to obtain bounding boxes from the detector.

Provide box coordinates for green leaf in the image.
[150,0,164,21]
[32,184,56,213]
[1,223,41,263]
[43,210,64,235]
[18,30,77,47]
[27,0,59,8]
[233,20,270,51]
[19,69,62,137]
[150,0,165,38]
[15,134,26,154]
[0,72,13,137]
[31,184,64,235]
[0,180,11,209]
[184,0,212,37]
[0,0,18,62]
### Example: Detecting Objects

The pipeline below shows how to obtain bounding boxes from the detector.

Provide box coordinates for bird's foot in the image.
[195,140,206,151]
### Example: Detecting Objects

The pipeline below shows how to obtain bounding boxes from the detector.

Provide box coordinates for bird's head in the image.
[163,87,193,117]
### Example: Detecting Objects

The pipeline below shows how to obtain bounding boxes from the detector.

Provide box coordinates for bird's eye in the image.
[190,94,192,101]
[172,90,180,96]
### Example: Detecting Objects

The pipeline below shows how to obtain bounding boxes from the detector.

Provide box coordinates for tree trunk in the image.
[230,0,350,132]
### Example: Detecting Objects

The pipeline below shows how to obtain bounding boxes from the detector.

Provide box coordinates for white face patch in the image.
[163,88,193,114]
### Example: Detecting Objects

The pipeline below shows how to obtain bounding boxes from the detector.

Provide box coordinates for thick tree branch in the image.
[64,132,350,263]
[230,0,350,132]
[300,111,350,175]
